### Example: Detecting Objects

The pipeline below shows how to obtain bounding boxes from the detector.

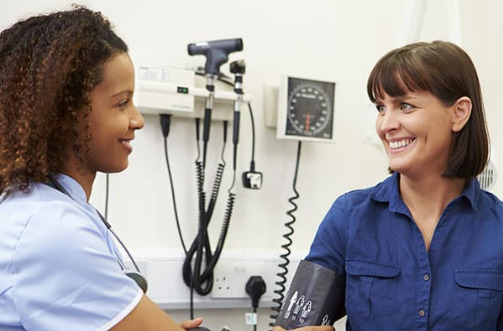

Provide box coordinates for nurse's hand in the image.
[180,317,203,330]
[272,326,334,331]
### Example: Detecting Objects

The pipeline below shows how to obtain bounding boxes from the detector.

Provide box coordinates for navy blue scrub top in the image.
[306,172,503,331]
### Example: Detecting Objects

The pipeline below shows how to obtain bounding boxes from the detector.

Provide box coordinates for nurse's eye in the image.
[118,99,130,109]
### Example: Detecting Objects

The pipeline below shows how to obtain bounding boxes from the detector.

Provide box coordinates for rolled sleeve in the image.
[306,194,350,278]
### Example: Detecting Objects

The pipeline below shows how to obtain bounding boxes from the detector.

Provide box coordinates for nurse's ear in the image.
[451,96,472,132]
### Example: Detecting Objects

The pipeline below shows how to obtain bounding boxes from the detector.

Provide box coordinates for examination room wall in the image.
[2,1,503,330]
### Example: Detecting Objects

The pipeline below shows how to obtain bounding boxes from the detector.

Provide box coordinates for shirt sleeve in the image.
[305,194,350,278]
[12,201,142,331]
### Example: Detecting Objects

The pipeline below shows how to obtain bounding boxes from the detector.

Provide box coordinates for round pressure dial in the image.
[284,77,335,141]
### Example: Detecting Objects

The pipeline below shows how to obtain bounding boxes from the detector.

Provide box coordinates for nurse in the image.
[303,40,503,330]
[0,5,202,331]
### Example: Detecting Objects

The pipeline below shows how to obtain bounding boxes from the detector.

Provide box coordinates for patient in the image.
[280,40,502,330]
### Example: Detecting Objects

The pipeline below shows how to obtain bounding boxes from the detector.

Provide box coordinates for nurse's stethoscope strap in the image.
[46,174,148,293]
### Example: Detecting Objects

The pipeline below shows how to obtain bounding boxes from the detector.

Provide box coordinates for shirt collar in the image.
[50,173,87,204]
[459,176,480,210]
[370,172,480,213]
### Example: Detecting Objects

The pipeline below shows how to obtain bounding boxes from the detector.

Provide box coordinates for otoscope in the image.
[187,38,243,168]
[230,59,245,172]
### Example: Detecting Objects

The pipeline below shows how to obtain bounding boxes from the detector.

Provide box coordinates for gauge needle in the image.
[305,112,310,132]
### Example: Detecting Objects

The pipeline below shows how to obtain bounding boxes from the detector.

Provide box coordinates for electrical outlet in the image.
[127,250,302,309]
[212,262,247,298]
[212,261,267,299]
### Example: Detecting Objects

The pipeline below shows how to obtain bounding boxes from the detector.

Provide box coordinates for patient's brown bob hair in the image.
[367,40,489,179]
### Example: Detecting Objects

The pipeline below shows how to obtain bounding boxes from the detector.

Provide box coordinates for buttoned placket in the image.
[413,216,433,331]
[416,240,431,329]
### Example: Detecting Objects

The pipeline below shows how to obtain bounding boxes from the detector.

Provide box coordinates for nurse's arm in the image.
[110,294,192,330]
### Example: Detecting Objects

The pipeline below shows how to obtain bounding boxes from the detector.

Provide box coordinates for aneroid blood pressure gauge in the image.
[277,76,336,142]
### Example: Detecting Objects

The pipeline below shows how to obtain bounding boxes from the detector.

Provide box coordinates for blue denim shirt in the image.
[306,173,503,331]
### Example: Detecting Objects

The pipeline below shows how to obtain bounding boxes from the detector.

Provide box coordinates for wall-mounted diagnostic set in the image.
[135,38,266,330]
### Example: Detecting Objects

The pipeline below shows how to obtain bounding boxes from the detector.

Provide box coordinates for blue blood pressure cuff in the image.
[275,260,345,328]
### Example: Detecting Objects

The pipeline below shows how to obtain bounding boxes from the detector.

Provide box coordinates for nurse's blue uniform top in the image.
[0,174,142,331]
[307,172,503,331]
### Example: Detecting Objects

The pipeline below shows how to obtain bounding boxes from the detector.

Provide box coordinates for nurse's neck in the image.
[69,171,95,201]
[58,162,96,201]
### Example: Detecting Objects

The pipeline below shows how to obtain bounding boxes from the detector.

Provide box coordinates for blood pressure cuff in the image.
[274,260,345,329]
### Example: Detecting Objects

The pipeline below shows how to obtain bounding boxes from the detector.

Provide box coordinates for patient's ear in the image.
[451,96,472,132]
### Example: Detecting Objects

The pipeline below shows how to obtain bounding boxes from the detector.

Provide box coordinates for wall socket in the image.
[123,249,301,309]
[212,261,267,299]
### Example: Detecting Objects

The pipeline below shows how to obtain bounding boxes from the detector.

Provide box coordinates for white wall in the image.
[3,1,503,330]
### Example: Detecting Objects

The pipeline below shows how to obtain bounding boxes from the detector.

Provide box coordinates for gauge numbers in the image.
[278,76,336,142]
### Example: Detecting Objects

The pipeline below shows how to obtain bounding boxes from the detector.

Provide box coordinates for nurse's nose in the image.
[129,103,145,130]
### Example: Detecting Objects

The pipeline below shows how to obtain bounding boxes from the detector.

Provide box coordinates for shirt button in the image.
[424,274,430,281]
[419,309,425,317]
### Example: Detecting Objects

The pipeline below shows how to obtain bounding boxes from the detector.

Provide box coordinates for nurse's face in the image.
[374,90,455,178]
[82,52,144,174]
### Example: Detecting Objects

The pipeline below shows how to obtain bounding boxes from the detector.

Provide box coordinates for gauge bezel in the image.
[277,75,336,142]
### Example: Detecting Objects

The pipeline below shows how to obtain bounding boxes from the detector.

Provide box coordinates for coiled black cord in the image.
[270,141,302,326]
[161,115,236,317]
[182,120,236,296]
[206,163,225,221]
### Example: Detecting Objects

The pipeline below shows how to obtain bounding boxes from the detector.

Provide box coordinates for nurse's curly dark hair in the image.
[0,5,128,192]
